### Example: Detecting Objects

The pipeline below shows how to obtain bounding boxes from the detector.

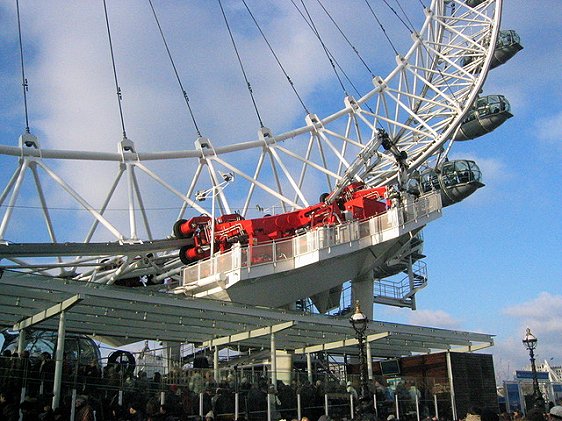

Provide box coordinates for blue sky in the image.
[375,1,562,379]
[0,1,560,381]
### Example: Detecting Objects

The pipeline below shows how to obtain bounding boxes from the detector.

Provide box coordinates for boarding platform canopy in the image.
[0,271,493,356]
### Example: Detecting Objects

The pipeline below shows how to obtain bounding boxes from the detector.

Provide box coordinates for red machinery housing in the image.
[174,182,388,265]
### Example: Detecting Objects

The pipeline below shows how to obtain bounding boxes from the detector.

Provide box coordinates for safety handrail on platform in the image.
[179,192,441,294]
[375,260,428,300]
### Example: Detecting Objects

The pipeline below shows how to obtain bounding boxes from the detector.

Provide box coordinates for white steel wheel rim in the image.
[0,0,502,281]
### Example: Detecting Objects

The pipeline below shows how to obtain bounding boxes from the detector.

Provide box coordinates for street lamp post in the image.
[350,300,370,420]
[522,328,545,411]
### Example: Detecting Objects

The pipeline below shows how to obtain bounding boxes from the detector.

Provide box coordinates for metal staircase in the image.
[374,259,428,309]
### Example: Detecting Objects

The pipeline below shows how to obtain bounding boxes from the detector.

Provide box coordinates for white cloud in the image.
[406,309,462,330]
[535,111,562,150]
[504,292,562,334]
[491,336,529,382]
[422,292,562,383]
[496,292,562,376]
[389,292,562,384]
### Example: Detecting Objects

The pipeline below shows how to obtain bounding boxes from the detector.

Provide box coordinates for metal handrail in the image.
[182,192,441,290]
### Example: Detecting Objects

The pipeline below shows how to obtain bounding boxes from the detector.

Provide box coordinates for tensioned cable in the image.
[102,0,128,139]
[399,0,424,26]
[294,0,380,116]
[148,0,202,137]
[217,0,264,128]
[240,0,310,115]
[384,0,416,34]
[290,0,347,95]
[15,0,30,133]
[363,0,399,56]
[292,0,377,117]
[314,0,374,78]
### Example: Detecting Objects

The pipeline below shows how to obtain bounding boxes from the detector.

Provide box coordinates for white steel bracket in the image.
[294,332,390,354]
[13,294,83,330]
[202,320,295,348]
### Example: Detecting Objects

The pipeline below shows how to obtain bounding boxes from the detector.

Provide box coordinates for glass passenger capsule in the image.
[463,30,523,70]
[454,95,512,141]
[1,328,102,369]
[418,160,484,207]
[490,30,524,69]
[465,0,486,7]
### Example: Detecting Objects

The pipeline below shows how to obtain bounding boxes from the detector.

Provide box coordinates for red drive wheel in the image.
[179,245,194,265]
[179,245,205,265]
[173,219,188,238]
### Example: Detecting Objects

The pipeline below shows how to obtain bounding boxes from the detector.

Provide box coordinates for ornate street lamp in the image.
[522,328,545,410]
[350,300,370,419]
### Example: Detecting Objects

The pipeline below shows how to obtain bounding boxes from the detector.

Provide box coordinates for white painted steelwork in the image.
[0,1,503,292]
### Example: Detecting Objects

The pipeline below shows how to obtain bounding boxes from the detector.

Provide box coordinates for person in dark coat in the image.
[38,401,55,421]
[0,391,19,421]
[128,401,146,421]
[20,399,40,421]
[39,352,56,394]
[245,381,267,421]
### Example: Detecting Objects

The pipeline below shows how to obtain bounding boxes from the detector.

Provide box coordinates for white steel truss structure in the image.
[0,0,503,284]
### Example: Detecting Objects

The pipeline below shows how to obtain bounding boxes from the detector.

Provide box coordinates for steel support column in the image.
[270,332,277,391]
[52,311,66,409]
[17,329,25,354]
[351,271,374,321]
[306,352,313,383]
[366,341,373,380]
[214,346,219,383]
[446,351,457,421]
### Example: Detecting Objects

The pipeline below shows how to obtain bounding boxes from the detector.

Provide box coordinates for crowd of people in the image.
[0,349,440,421]
[1,350,561,421]
[0,352,366,421]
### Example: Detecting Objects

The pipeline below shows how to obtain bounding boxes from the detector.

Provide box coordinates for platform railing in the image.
[373,260,428,300]
[0,354,456,421]
[182,192,441,288]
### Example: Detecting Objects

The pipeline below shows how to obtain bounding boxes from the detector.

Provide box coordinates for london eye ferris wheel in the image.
[0,0,521,313]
